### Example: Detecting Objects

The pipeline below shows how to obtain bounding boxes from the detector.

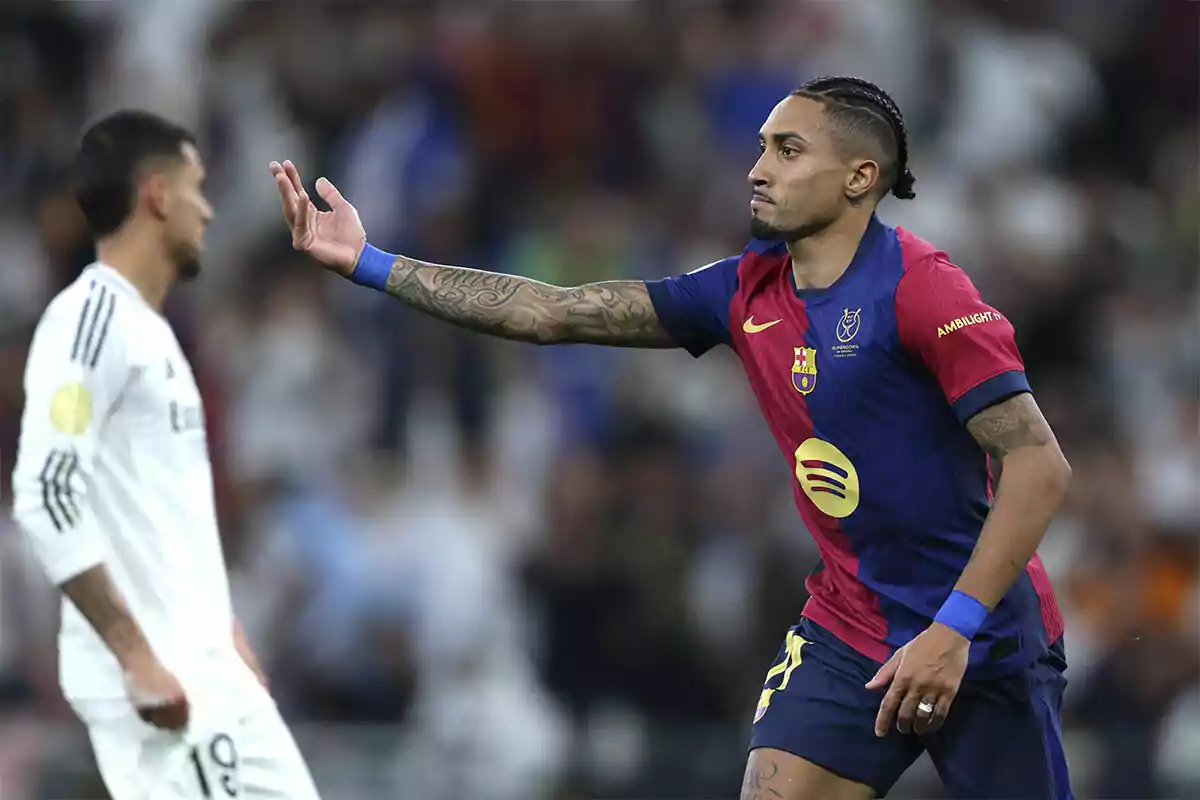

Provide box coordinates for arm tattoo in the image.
[60,565,150,664]
[740,755,785,800]
[966,393,1052,460]
[967,392,1054,486]
[384,255,676,347]
[963,392,1068,586]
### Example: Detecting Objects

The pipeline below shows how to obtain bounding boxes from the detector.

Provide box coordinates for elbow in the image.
[1044,448,1072,504]
[998,445,1071,505]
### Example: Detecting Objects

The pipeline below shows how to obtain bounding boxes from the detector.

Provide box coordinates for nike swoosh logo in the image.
[743,316,782,333]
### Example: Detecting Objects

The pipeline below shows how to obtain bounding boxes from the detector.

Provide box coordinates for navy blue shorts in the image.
[748,618,1073,799]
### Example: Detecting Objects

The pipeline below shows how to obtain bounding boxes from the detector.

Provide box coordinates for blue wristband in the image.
[934,591,989,640]
[350,244,394,291]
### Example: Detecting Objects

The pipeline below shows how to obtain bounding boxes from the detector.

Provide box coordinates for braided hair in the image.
[791,76,916,200]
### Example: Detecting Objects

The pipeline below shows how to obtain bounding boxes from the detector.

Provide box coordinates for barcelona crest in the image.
[791,347,817,395]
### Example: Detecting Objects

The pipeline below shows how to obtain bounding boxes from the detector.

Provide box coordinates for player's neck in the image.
[787,210,874,292]
[95,235,177,311]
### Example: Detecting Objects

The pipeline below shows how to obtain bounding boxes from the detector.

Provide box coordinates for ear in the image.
[846,159,880,202]
[141,173,172,222]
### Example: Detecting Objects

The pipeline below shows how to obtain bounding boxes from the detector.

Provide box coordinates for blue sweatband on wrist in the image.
[350,244,394,291]
[934,591,989,640]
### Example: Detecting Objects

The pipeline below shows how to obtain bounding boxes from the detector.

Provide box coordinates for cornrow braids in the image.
[792,76,916,200]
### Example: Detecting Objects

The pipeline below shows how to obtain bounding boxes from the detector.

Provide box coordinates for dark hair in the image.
[791,76,916,200]
[71,110,196,238]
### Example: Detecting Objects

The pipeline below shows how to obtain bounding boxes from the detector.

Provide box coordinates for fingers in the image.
[289,164,314,247]
[296,189,315,245]
[271,160,312,246]
[270,162,299,227]
[874,678,906,737]
[283,160,306,200]
[922,694,954,735]
[315,176,348,208]
[880,685,957,737]
[137,695,190,731]
[865,652,899,691]
[896,690,924,734]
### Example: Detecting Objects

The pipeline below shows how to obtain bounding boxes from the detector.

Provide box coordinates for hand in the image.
[866,622,969,737]
[122,650,190,731]
[269,160,366,277]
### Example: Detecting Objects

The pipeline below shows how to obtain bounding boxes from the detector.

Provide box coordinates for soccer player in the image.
[271,76,1073,799]
[13,111,321,799]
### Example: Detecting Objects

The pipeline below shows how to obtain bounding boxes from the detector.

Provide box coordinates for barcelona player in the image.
[270,76,1073,799]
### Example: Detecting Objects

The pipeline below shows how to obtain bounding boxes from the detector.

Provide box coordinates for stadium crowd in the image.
[0,1,1195,797]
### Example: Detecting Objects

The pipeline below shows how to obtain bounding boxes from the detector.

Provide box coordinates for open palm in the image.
[269,160,366,276]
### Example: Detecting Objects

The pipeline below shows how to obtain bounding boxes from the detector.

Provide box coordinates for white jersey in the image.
[11,263,248,714]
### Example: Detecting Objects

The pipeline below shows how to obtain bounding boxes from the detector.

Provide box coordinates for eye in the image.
[781,145,798,158]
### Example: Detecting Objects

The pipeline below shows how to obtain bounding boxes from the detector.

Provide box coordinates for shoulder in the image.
[893,229,978,300]
[682,237,786,277]
[893,226,968,290]
[31,273,132,370]
[893,225,948,270]
[734,238,789,294]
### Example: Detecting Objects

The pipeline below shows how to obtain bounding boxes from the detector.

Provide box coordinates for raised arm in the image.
[269,160,678,348]
[376,250,673,347]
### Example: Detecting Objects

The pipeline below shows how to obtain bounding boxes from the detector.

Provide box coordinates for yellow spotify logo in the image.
[793,438,859,518]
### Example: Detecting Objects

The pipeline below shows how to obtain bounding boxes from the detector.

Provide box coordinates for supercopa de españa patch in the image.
[50,382,93,435]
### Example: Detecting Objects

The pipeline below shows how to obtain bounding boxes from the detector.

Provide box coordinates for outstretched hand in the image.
[269,160,366,277]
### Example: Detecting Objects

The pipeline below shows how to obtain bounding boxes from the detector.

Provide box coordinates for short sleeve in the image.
[895,256,1030,423]
[644,256,740,358]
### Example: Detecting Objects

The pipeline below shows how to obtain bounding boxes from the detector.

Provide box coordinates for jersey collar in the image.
[789,214,884,302]
[86,263,151,306]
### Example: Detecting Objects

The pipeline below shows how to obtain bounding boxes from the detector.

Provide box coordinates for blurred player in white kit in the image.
[11,110,321,799]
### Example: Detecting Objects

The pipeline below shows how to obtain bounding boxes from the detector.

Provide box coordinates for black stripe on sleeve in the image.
[55,451,80,525]
[38,449,81,533]
[70,281,97,363]
[38,450,67,533]
[87,291,117,369]
[78,286,109,367]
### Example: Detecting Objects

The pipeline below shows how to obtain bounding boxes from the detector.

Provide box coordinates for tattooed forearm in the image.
[383,255,676,347]
[60,565,152,666]
[965,393,1052,461]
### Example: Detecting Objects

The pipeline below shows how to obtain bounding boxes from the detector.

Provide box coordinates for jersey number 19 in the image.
[190,732,239,798]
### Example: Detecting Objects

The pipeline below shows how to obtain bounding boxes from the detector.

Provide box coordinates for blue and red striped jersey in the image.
[646,215,1064,679]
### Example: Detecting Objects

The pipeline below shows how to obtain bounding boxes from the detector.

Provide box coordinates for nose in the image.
[748,153,770,188]
[200,199,214,223]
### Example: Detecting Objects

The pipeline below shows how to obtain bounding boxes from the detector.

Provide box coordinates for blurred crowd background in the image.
[0,1,1196,798]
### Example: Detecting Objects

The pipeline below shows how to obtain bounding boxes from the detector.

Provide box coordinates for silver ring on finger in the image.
[916,700,936,717]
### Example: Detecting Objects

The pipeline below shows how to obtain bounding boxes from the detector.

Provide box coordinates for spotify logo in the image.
[794,438,860,518]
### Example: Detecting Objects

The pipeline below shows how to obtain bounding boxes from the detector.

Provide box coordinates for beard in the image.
[749,210,833,243]
[750,215,790,241]
[178,258,201,282]
[170,241,202,282]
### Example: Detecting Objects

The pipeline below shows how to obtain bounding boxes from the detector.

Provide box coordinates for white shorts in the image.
[85,695,320,800]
